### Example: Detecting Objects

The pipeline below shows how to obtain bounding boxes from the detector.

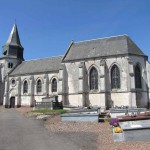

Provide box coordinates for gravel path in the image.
[45,114,150,150]
[16,107,150,150]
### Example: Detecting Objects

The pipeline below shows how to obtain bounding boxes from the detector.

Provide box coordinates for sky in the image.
[0,0,150,60]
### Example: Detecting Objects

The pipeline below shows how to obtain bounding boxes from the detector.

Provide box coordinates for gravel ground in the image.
[16,107,150,150]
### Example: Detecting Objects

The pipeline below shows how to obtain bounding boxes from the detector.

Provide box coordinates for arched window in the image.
[23,80,28,94]
[111,65,120,89]
[135,65,142,88]
[37,79,42,93]
[8,62,13,68]
[52,78,57,92]
[89,67,98,90]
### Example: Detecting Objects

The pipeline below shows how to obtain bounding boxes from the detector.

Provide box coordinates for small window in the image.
[8,62,13,68]
[111,65,120,89]
[135,65,142,88]
[37,79,42,93]
[10,63,13,68]
[89,67,98,90]
[23,80,28,94]
[52,78,57,92]
[3,50,7,55]
[8,63,10,68]
[12,79,16,85]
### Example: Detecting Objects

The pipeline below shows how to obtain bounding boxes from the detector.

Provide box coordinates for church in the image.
[1,24,150,109]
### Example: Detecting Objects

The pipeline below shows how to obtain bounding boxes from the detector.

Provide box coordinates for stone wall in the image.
[5,72,59,107]
[63,55,149,108]
[3,54,149,108]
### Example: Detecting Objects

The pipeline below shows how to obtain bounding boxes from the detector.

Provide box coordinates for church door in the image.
[10,97,15,108]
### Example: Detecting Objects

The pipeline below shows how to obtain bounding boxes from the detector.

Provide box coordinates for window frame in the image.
[111,64,120,89]
[8,62,13,68]
[89,67,98,91]
[135,64,142,89]
[37,79,42,93]
[52,78,57,92]
[23,80,28,94]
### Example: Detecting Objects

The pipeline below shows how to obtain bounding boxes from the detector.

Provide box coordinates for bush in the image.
[109,119,119,127]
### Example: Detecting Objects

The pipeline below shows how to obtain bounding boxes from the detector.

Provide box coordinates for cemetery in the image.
[60,105,150,142]
[32,97,150,142]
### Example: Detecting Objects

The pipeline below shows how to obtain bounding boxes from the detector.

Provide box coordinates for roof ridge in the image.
[75,34,128,44]
[24,55,63,62]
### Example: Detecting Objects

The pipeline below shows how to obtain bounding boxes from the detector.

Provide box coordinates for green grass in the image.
[104,118,112,123]
[31,109,67,114]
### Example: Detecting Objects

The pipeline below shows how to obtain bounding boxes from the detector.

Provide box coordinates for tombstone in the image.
[125,108,129,116]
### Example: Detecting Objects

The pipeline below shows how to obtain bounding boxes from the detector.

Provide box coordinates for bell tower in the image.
[0,24,24,105]
[2,24,24,60]
[0,24,24,79]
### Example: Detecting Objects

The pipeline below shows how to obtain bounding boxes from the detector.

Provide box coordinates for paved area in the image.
[0,108,98,150]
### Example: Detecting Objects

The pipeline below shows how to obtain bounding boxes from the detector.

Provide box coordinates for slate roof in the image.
[5,24,23,48]
[62,35,146,62]
[10,56,63,76]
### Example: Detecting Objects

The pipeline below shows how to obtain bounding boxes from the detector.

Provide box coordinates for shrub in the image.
[109,119,119,127]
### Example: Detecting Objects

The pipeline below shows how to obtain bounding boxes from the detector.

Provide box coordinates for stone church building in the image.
[0,24,150,109]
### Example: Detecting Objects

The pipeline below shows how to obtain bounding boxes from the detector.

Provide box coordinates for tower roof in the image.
[5,24,23,47]
[2,24,24,60]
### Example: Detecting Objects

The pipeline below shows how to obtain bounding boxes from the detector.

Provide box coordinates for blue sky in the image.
[0,0,150,60]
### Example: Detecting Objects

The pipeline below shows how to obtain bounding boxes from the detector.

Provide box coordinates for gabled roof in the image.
[5,24,23,48]
[62,35,146,62]
[10,56,63,76]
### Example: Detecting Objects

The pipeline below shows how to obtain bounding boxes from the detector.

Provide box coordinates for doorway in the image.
[10,97,15,108]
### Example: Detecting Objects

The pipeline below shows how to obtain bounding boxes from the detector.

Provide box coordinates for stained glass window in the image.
[52,78,57,92]
[135,65,142,88]
[37,79,42,93]
[111,65,120,89]
[23,80,28,93]
[90,67,98,90]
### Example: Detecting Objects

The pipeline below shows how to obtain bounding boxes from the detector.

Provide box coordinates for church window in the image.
[12,79,15,85]
[111,65,120,89]
[8,63,10,68]
[52,78,57,92]
[135,65,142,88]
[23,80,28,94]
[37,79,42,93]
[90,67,98,90]
[3,50,7,55]
[8,62,13,68]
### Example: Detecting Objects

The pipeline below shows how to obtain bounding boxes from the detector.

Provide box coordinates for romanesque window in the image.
[37,79,42,93]
[23,80,28,94]
[8,62,13,68]
[111,65,120,89]
[52,78,57,92]
[11,79,15,85]
[90,67,98,90]
[135,65,142,88]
